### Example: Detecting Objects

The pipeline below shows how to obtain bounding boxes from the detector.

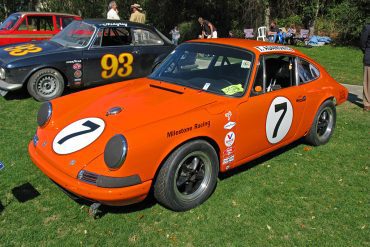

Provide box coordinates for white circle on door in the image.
[266,97,293,144]
[53,118,105,155]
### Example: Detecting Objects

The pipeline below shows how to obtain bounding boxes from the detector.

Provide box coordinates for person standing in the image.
[198,17,217,39]
[361,23,370,111]
[169,26,180,45]
[129,3,146,24]
[107,1,120,20]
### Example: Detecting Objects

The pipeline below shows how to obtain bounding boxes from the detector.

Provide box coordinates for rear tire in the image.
[27,68,64,101]
[305,100,336,146]
[154,140,219,211]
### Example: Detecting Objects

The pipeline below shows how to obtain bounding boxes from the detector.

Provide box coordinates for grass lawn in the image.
[296,45,363,86]
[0,46,369,246]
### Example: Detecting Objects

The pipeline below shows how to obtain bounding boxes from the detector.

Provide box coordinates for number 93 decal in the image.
[4,44,42,56]
[101,53,134,79]
[53,118,105,155]
[266,97,293,144]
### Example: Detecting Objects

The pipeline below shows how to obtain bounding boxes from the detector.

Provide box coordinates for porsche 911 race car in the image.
[0,19,174,101]
[29,39,348,212]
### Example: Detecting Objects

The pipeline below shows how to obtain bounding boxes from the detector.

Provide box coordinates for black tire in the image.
[154,140,219,211]
[305,100,336,146]
[27,68,65,101]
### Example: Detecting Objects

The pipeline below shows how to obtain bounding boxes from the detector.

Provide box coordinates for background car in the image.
[29,39,348,212]
[0,19,175,101]
[0,12,81,46]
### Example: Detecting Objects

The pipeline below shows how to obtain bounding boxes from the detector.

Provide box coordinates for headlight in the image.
[37,102,52,127]
[104,134,128,170]
[0,68,5,80]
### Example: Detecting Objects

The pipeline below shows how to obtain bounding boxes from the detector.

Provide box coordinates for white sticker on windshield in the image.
[241,60,251,69]
[203,83,211,90]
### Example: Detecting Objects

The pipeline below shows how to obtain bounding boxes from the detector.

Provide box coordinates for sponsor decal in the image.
[222,84,244,95]
[66,59,82,64]
[74,70,82,78]
[73,63,82,70]
[167,121,211,138]
[266,96,293,144]
[4,44,42,56]
[222,155,235,165]
[225,111,232,121]
[224,131,235,147]
[255,46,294,53]
[101,22,128,27]
[224,121,236,130]
[53,118,105,155]
[241,60,251,69]
[223,146,235,157]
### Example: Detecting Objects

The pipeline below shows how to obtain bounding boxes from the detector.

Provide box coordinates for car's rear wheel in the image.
[305,100,336,146]
[154,140,219,211]
[27,68,64,101]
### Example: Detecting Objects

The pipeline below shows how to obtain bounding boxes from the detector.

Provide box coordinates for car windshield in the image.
[150,43,254,97]
[51,21,95,48]
[0,14,21,30]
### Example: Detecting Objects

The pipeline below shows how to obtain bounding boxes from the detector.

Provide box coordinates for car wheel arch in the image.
[24,66,67,86]
[151,136,221,185]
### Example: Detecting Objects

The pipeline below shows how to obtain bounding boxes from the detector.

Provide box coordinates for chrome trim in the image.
[0,79,23,91]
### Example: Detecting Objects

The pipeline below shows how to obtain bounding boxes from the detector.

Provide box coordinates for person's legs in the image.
[364,66,370,111]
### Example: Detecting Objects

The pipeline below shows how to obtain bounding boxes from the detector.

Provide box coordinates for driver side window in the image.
[251,54,296,96]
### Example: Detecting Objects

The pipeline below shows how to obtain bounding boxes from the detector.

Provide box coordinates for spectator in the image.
[360,23,370,111]
[107,1,120,20]
[267,21,280,43]
[169,26,180,45]
[285,24,296,45]
[130,3,146,24]
[228,30,234,38]
[198,17,217,39]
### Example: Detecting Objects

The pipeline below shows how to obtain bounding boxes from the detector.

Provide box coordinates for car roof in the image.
[188,38,307,57]
[83,19,155,30]
[15,12,80,17]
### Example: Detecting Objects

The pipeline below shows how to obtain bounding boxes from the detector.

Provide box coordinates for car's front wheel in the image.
[27,68,65,101]
[305,100,336,146]
[154,140,219,211]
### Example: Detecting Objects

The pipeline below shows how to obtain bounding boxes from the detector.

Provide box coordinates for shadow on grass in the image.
[220,138,304,180]
[0,201,4,214]
[347,92,363,108]
[11,182,40,203]
[3,88,31,101]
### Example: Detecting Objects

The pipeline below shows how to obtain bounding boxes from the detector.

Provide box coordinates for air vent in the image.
[150,84,183,94]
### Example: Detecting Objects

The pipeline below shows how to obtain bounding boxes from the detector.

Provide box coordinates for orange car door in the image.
[235,54,307,161]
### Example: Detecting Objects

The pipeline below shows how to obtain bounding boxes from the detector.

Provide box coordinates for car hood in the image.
[43,78,222,177]
[53,78,220,133]
[0,40,70,64]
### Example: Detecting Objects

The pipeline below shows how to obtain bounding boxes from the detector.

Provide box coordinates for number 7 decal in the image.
[266,97,293,144]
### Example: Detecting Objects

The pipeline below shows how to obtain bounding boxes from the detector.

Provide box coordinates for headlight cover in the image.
[104,134,128,170]
[37,102,52,127]
[0,68,5,80]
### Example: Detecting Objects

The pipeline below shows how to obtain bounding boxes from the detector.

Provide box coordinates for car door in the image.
[131,27,173,75]
[235,54,307,160]
[82,26,142,86]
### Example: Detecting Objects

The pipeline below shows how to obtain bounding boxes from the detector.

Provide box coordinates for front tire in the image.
[154,140,219,211]
[27,68,65,101]
[305,100,336,146]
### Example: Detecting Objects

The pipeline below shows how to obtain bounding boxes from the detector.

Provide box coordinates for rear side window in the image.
[99,27,132,47]
[132,28,163,45]
[297,58,320,84]
[18,16,54,31]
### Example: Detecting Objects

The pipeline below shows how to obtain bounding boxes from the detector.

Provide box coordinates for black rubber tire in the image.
[154,140,219,211]
[27,68,65,101]
[305,100,336,146]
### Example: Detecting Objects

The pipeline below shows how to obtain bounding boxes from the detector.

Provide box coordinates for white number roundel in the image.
[53,118,105,155]
[266,97,293,144]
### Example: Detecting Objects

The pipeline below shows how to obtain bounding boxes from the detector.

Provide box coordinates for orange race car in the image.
[29,39,348,212]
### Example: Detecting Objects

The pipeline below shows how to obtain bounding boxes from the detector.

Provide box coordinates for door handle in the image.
[296,96,306,102]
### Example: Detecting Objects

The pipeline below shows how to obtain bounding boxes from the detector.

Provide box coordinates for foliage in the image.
[178,21,199,42]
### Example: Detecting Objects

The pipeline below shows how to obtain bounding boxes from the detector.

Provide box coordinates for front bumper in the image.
[28,142,152,206]
[0,79,23,91]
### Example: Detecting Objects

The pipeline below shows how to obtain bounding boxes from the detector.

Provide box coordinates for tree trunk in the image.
[264,0,270,29]
[309,0,320,35]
